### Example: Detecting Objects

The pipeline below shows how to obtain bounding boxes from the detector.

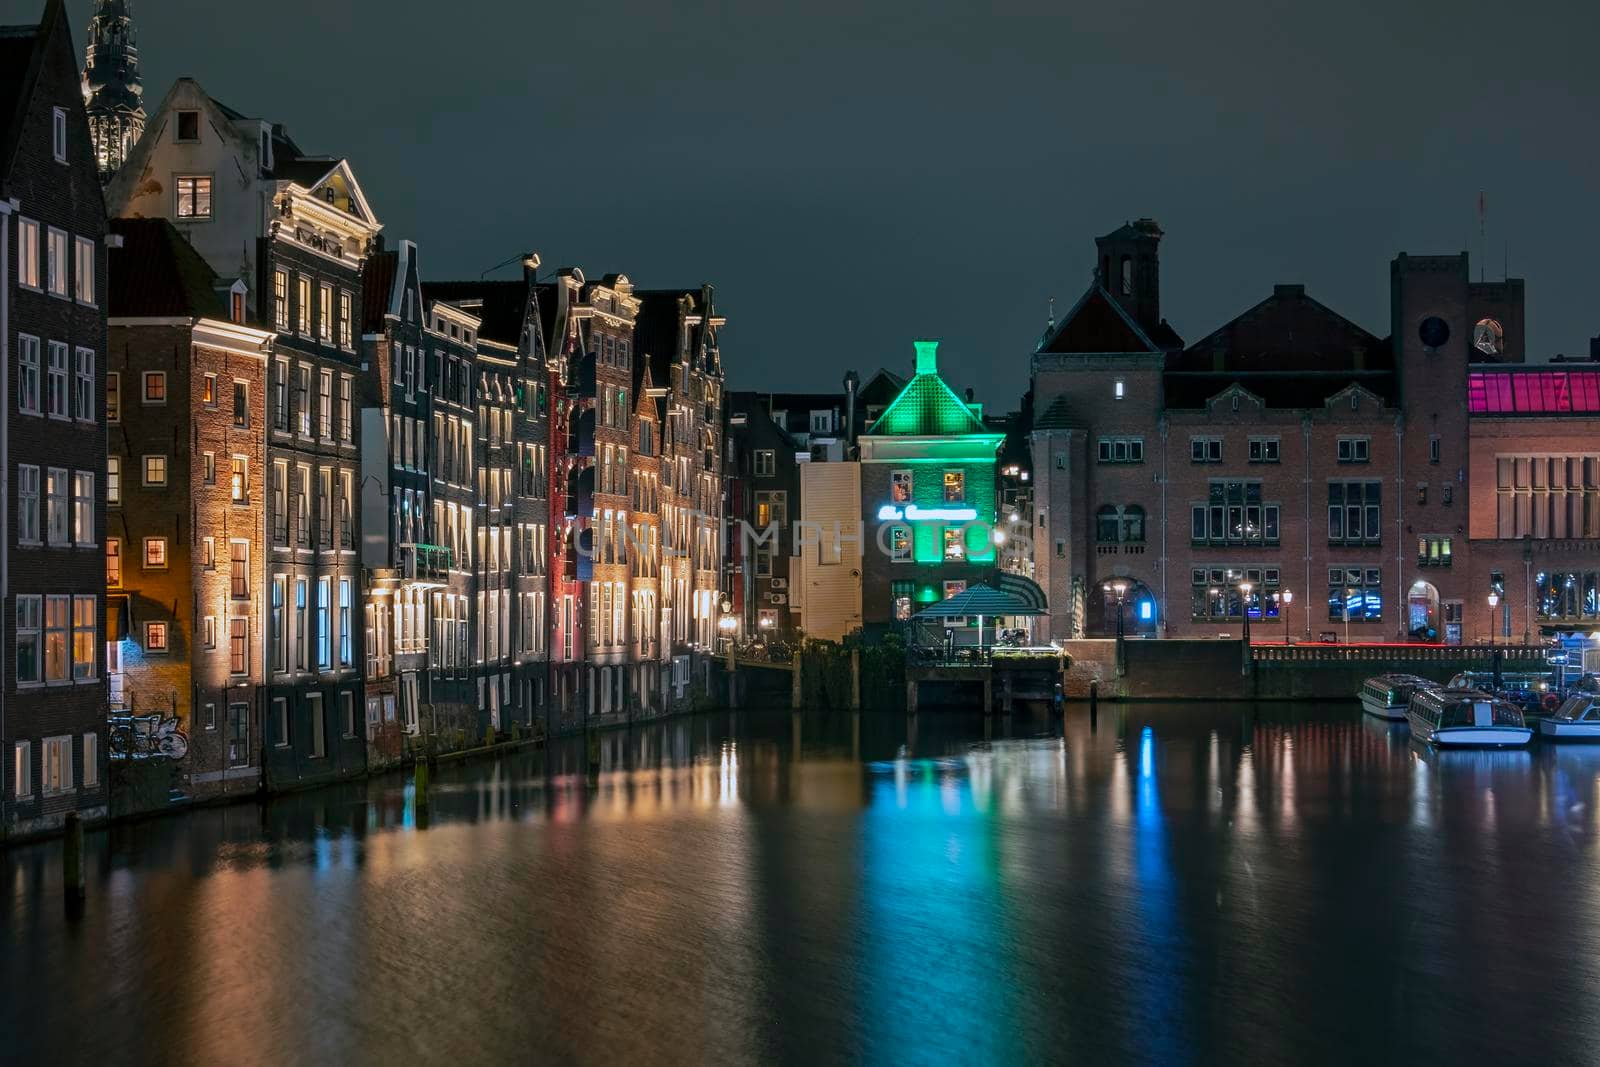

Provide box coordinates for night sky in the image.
[48,0,1600,407]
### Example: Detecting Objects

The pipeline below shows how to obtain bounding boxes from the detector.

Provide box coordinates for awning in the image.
[912,582,1049,619]
[995,572,1048,612]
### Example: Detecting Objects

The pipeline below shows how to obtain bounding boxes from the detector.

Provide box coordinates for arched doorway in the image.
[1407,580,1441,641]
[1090,578,1158,638]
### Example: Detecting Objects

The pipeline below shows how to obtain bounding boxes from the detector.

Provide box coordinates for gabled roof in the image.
[109,217,226,318]
[421,280,528,346]
[1037,285,1164,355]
[866,341,991,437]
[634,289,686,386]
[1172,284,1386,374]
[0,1,69,186]
[361,250,397,333]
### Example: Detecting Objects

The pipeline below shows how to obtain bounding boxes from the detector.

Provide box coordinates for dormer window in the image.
[51,108,66,163]
[176,110,200,142]
[231,290,245,324]
[259,129,273,171]
[1120,255,1133,296]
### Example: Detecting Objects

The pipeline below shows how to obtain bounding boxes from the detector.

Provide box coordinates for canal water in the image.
[5,703,1599,1065]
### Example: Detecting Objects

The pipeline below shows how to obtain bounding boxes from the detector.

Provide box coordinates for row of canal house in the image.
[89,71,727,807]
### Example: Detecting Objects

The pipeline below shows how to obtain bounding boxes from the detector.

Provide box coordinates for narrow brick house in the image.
[1,0,110,838]
[106,218,272,803]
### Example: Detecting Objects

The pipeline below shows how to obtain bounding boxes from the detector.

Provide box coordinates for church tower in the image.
[82,0,144,182]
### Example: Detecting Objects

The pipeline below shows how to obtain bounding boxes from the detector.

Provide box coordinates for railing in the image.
[1252,643,1550,664]
[910,646,992,668]
[400,542,452,584]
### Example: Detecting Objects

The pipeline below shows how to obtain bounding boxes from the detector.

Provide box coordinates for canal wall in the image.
[1062,639,1548,701]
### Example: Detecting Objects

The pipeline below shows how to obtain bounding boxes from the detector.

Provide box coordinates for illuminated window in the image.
[143,537,167,568]
[943,527,965,561]
[145,621,169,652]
[943,471,964,503]
[1113,378,1125,400]
[143,454,167,486]
[891,470,913,502]
[176,176,212,219]
[889,525,911,563]
[143,371,166,404]
[892,580,914,622]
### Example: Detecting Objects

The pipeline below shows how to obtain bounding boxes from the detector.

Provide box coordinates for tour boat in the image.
[1407,688,1533,748]
[1360,673,1437,721]
[1538,693,1600,740]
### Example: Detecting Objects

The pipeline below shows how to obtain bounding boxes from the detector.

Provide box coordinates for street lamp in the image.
[1487,591,1500,646]
[1281,589,1294,644]
[1110,580,1129,640]
[1239,581,1254,645]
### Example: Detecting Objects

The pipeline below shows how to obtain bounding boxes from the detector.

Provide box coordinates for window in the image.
[1328,481,1382,544]
[106,372,120,422]
[890,470,913,502]
[74,236,95,304]
[274,270,289,331]
[1190,567,1282,621]
[72,471,93,545]
[1248,437,1280,463]
[141,619,167,654]
[892,580,914,622]
[42,736,71,795]
[143,454,167,486]
[12,741,30,797]
[1429,435,1441,464]
[296,365,311,434]
[105,540,121,586]
[71,596,95,680]
[309,694,326,758]
[231,540,249,599]
[317,577,331,670]
[74,347,94,421]
[943,471,965,504]
[231,289,245,324]
[1097,437,1144,464]
[319,283,333,342]
[229,618,248,675]
[51,107,67,161]
[295,579,308,670]
[203,374,217,406]
[753,450,775,477]
[944,580,967,602]
[16,334,39,414]
[296,276,311,334]
[339,291,353,348]
[943,526,965,561]
[202,704,217,731]
[339,578,352,667]
[15,596,40,684]
[83,733,98,788]
[17,465,38,544]
[46,467,67,545]
[1337,437,1370,464]
[228,704,250,766]
[341,691,356,739]
[1190,437,1222,463]
[1418,536,1453,568]
[144,537,167,568]
[202,615,216,649]
[889,525,912,562]
[143,371,166,404]
[176,110,200,141]
[201,536,215,569]
[338,376,352,441]
[202,452,215,484]
[46,342,67,417]
[1191,481,1278,546]
[47,228,67,296]
[231,381,248,427]
[1113,378,1126,400]
[231,456,247,502]
[273,697,290,747]
[1328,567,1384,622]
[17,218,40,289]
[318,370,332,437]
[176,176,212,219]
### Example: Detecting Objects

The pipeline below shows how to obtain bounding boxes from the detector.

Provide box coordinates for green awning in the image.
[912,583,1048,619]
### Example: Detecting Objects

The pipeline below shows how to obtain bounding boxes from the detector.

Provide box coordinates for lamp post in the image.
[1109,580,1129,640]
[1487,591,1500,647]
[1281,589,1294,645]
[1239,581,1253,646]
[1344,586,1354,645]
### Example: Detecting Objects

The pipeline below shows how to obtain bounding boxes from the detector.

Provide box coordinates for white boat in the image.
[1360,673,1436,721]
[1539,693,1600,740]
[1407,688,1533,748]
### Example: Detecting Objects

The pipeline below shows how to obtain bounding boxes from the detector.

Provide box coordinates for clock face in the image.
[1473,318,1503,357]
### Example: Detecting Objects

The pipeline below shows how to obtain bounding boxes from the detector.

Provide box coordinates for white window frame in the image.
[46,227,68,297]
[143,454,167,487]
[51,107,66,162]
[16,218,40,289]
[73,236,95,306]
[73,347,95,422]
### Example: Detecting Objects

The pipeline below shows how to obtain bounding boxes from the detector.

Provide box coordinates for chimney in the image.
[843,370,860,445]
[914,339,939,375]
[521,252,541,285]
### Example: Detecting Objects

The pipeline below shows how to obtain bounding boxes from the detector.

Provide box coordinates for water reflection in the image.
[5,704,1600,1063]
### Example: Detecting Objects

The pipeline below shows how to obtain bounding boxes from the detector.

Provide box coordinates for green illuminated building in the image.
[859,341,1005,627]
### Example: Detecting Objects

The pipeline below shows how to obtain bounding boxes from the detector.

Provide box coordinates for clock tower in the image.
[82,0,144,183]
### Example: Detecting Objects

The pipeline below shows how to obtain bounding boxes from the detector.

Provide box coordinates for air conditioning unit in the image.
[770,593,788,605]
[770,578,788,590]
